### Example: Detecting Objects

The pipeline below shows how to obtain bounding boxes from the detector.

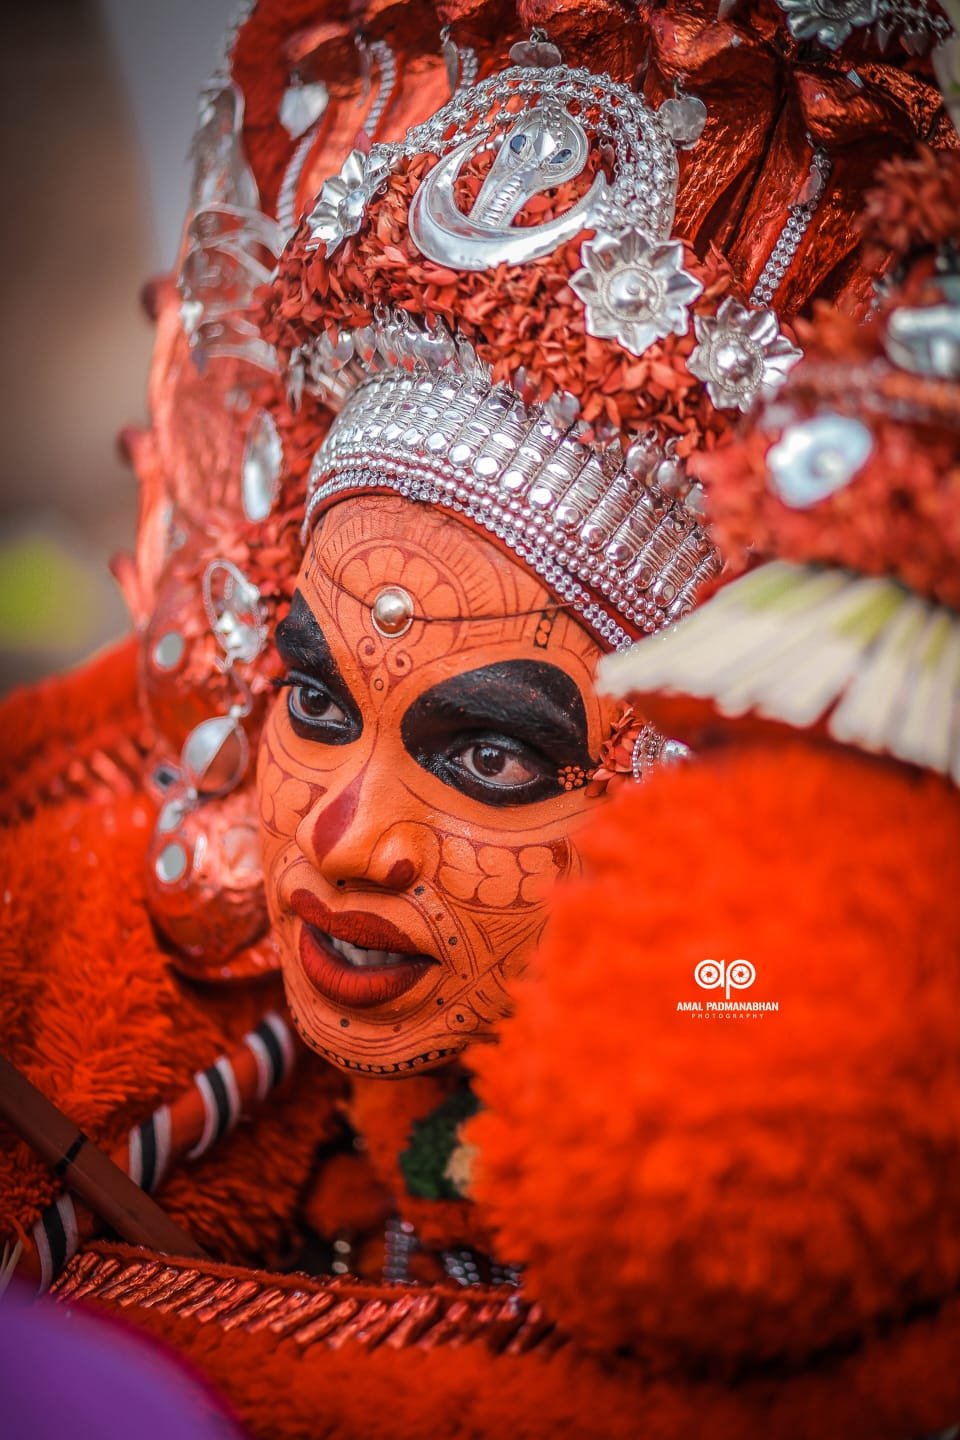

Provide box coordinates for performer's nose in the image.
[296,773,426,892]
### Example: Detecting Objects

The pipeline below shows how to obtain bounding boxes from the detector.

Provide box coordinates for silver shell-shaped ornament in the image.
[306,149,390,256]
[884,299,960,379]
[155,839,190,885]
[180,296,204,340]
[767,412,873,508]
[279,78,329,138]
[325,328,357,371]
[688,297,802,411]
[653,444,690,499]
[376,312,408,367]
[658,93,708,149]
[571,230,703,357]
[241,410,283,521]
[181,715,250,796]
[202,559,266,665]
[352,324,380,366]
[152,630,186,672]
[775,0,878,48]
[410,317,457,369]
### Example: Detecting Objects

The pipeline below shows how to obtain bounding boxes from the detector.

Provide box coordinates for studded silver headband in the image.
[300,313,719,652]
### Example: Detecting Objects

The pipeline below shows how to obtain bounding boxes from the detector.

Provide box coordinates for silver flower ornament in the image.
[688,297,802,412]
[306,149,390,256]
[767,412,873,508]
[775,0,878,49]
[570,229,703,358]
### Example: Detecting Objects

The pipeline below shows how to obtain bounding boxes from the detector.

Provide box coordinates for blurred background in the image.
[0,0,235,693]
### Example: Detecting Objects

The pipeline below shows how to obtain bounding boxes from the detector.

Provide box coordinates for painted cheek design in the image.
[256,725,328,839]
[437,837,561,907]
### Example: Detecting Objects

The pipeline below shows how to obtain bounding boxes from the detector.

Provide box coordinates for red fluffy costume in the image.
[466,153,960,1437]
[2,5,960,1440]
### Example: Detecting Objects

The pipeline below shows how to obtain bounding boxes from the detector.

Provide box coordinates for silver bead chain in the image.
[749,146,832,309]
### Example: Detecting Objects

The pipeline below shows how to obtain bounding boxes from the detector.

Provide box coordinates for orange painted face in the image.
[257,495,617,1075]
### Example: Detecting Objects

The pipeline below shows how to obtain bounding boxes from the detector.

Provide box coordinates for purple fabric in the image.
[0,1278,248,1440]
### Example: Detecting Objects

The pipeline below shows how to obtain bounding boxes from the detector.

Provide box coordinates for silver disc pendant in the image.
[279,79,329,139]
[658,94,708,149]
[181,715,250,796]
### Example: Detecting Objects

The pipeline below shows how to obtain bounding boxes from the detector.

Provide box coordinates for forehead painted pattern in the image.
[306,494,605,696]
[257,496,615,1075]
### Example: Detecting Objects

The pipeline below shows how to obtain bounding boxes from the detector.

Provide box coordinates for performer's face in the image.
[257,496,614,1075]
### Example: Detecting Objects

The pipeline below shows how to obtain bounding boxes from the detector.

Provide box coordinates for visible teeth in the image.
[326,932,408,968]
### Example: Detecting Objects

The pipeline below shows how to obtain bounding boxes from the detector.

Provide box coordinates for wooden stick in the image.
[0,1054,206,1260]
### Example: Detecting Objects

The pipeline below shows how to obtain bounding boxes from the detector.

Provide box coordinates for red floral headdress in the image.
[601,145,960,784]
[117,0,957,977]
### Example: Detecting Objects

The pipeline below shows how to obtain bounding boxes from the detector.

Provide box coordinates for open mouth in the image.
[290,889,437,1010]
[299,924,436,1009]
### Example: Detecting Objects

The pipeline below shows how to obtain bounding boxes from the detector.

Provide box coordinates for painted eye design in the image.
[509,132,529,154]
[550,147,573,165]
[288,683,347,727]
[273,671,359,745]
[437,733,562,805]
[458,741,540,788]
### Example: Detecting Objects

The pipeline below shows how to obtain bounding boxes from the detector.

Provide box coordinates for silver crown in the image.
[300,311,719,651]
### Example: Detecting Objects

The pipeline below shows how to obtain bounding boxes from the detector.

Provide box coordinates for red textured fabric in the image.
[64,1234,960,1440]
[0,639,146,824]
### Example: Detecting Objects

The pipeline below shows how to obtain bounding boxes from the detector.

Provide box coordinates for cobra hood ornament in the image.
[409,98,603,271]
[307,51,689,279]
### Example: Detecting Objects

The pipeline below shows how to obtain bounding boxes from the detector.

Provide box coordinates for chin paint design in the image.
[257,495,616,1075]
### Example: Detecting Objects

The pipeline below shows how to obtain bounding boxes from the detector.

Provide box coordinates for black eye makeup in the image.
[400,661,594,807]
[274,592,362,745]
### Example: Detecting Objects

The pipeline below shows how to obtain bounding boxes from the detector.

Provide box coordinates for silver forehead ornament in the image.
[371,585,415,638]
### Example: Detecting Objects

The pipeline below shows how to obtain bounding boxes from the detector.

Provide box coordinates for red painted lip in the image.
[289,889,427,956]
[290,889,436,1011]
[297,923,435,1010]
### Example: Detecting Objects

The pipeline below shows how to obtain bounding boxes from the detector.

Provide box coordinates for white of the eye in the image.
[291,686,345,724]
[462,744,536,787]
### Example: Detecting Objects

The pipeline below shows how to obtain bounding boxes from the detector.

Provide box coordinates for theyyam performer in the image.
[1,1,959,1437]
